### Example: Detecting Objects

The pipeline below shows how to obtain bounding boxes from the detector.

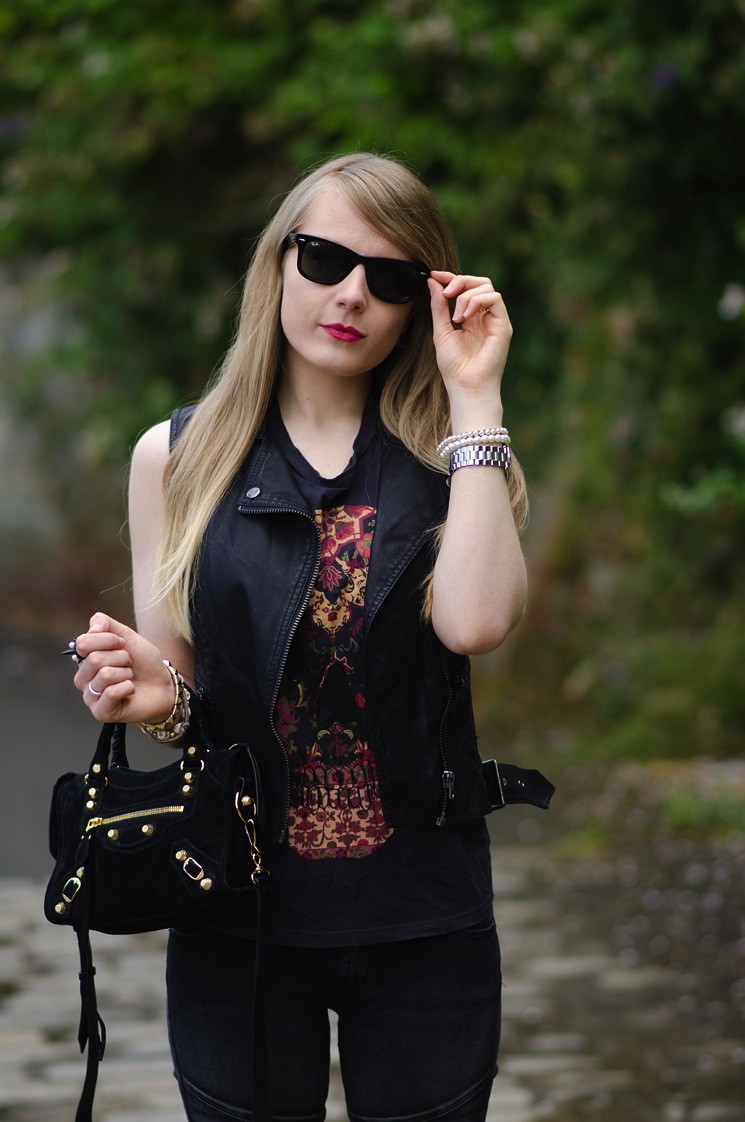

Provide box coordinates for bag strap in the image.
[71,890,273,1122]
[73,872,104,1122]
[251,875,273,1120]
[74,932,105,1121]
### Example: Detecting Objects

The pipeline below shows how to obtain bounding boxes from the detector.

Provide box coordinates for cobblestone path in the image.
[3,835,743,1122]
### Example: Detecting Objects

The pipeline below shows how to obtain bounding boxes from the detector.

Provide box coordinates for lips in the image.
[322,323,366,343]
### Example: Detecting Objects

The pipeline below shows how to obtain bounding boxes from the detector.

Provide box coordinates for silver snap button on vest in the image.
[246,487,261,499]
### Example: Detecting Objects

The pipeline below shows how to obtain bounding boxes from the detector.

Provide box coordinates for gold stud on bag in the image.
[44,711,272,1122]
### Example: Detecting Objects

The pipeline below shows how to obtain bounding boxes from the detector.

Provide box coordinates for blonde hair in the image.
[152,153,528,639]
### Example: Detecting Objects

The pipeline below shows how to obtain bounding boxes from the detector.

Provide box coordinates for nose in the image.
[335,263,368,309]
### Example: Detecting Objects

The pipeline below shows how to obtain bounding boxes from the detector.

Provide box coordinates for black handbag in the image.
[45,715,272,1122]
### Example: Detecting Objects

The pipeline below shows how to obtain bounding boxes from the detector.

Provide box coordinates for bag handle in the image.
[87,688,212,787]
[110,722,128,768]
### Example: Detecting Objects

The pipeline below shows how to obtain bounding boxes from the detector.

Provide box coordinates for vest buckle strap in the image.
[482,759,555,811]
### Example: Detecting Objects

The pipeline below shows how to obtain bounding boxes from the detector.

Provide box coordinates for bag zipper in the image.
[86,805,185,833]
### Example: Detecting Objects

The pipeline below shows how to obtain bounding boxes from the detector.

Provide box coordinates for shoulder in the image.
[131,420,171,480]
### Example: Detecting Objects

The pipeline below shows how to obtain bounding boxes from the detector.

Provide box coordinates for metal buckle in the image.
[62,876,82,903]
[182,857,205,881]
[482,759,506,810]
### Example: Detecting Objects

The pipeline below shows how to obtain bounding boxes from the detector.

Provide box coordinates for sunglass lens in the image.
[301,240,352,285]
[367,262,419,304]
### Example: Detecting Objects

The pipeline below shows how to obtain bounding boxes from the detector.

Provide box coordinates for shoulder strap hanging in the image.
[73,876,104,1122]
[70,870,273,1122]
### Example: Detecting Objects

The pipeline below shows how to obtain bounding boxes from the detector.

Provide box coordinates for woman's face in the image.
[280,188,417,389]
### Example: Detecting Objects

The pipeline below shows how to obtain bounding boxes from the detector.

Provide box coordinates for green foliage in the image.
[662,787,745,836]
[1,0,744,754]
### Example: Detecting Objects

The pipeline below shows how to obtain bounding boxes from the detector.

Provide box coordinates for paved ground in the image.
[4,837,743,1122]
[2,631,744,1120]
[0,848,618,1122]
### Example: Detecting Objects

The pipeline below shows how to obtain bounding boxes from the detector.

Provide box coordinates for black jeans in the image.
[166,918,502,1122]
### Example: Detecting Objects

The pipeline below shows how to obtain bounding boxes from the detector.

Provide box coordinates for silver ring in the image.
[64,639,85,663]
[88,683,103,698]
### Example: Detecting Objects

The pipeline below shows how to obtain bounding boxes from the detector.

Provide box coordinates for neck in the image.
[277,370,372,430]
[275,371,374,478]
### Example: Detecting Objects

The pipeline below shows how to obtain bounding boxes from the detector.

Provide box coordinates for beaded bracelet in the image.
[438,434,511,464]
[139,660,192,743]
[449,444,512,478]
[436,427,510,465]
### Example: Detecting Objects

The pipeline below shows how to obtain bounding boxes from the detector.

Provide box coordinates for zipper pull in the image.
[436,770,456,826]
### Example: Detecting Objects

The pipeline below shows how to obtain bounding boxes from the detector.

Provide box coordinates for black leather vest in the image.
[172,409,493,843]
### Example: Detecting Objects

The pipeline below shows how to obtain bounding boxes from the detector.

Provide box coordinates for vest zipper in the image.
[238,502,321,843]
[360,525,451,827]
[435,646,455,826]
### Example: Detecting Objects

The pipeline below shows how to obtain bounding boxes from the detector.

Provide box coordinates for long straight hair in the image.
[151,153,528,639]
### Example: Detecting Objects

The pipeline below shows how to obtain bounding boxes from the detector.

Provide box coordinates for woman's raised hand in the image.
[427,271,512,406]
[71,613,175,725]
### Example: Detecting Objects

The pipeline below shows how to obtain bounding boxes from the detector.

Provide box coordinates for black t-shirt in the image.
[257,396,493,947]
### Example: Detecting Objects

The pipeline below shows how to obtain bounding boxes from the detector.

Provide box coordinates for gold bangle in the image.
[149,661,180,728]
[139,661,191,743]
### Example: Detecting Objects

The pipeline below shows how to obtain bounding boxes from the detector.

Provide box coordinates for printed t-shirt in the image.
[261,397,494,947]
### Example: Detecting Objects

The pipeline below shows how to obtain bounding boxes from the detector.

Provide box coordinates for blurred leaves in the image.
[1,0,744,758]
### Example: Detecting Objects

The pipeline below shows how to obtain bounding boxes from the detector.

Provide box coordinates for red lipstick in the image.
[322,323,365,343]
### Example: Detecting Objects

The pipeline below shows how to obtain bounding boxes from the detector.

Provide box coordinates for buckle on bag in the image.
[182,857,205,881]
[62,876,83,903]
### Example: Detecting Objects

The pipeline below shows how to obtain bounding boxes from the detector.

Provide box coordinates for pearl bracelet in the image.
[436,427,510,465]
[139,660,192,743]
[449,444,512,478]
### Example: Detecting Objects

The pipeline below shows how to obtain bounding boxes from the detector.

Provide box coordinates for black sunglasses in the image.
[284,233,430,305]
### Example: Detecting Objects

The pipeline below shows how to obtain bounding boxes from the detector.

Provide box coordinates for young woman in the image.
[71,153,532,1122]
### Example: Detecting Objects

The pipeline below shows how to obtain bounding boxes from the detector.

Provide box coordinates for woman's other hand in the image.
[71,613,175,724]
[427,271,511,424]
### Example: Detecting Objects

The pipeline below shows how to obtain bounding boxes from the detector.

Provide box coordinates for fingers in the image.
[65,615,176,725]
[429,271,510,329]
[76,649,133,697]
[73,614,136,661]
[427,277,455,337]
[69,615,134,708]
[84,677,136,720]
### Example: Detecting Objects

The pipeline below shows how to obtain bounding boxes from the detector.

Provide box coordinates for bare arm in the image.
[428,272,528,655]
[72,420,195,722]
[128,421,195,680]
